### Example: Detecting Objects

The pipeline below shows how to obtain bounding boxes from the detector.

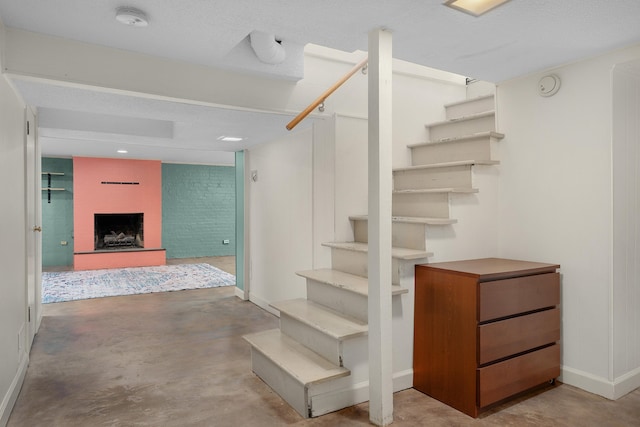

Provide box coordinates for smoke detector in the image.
[115,7,149,27]
[539,74,561,97]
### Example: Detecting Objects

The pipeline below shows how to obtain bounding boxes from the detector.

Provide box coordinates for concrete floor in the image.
[9,261,640,426]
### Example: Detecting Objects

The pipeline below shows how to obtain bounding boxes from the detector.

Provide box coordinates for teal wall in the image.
[41,159,236,266]
[162,163,236,259]
[41,158,74,267]
[235,151,245,291]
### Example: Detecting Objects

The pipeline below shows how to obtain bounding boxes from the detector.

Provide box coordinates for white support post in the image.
[368,28,394,426]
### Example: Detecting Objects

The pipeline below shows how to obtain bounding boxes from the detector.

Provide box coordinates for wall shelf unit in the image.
[42,172,65,203]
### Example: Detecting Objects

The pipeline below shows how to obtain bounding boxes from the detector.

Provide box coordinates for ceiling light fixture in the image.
[444,0,511,16]
[117,149,128,154]
[217,136,244,142]
[115,7,149,27]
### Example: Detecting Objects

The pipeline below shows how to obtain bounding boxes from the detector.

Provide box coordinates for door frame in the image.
[24,106,42,348]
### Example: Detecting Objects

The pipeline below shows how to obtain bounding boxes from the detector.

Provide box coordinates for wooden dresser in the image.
[414,258,561,417]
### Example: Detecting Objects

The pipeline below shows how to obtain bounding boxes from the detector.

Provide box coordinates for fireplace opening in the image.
[94,213,144,250]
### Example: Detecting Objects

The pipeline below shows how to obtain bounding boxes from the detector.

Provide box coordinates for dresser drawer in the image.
[477,344,560,408]
[478,308,560,365]
[479,273,560,322]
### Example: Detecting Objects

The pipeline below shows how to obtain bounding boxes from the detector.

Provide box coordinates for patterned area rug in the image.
[42,263,236,304]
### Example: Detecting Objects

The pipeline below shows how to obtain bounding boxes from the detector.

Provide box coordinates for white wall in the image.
[427,165,500,262]
[497,43,640,399]
[612,60,640,392]
[0,19,29,426]
[335,116,369,241]
[248,128,313,312]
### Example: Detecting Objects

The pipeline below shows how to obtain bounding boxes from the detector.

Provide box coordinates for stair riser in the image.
[250,348,310,418]
[308,336,369,416]
[310,376,413,418]
[446,96,495,120]
[353,220,426,251]
[392,192,449,218]
[411,137,499,166]
[331,248,401,285]
[428,114,495,141]
[394,165,472,190]
[306,280,368,323]
[280,314,343,366]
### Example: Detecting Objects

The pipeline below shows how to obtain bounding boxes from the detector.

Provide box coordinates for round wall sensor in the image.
[115,7,149,27]
[538,74,560,97]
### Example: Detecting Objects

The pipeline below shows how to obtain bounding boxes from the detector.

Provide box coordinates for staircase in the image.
[244,94,503,418]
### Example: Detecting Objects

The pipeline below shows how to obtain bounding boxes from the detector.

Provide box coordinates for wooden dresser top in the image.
[419,258,560,282]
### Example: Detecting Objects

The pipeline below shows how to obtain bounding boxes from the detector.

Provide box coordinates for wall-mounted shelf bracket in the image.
[41,172,65,203]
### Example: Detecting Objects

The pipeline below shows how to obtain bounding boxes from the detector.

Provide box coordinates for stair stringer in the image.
[305,258,424,417]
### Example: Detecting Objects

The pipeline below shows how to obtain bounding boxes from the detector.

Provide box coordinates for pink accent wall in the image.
[73,157,165,270]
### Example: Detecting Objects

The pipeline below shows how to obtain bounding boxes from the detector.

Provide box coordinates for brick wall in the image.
[162,163,236,259]
[41,159,236,266]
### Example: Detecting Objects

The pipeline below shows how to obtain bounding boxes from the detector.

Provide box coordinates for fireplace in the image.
[74,157,165,270]
[94,213,144,250]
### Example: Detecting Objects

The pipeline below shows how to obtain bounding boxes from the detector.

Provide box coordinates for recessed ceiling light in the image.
[217,136,244,142]
[117,149,128,154]
[115,7,149,27]
[444,0,511,16]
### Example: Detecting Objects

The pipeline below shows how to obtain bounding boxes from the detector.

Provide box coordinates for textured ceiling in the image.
[3,0,640,82]
[2,0,640,164]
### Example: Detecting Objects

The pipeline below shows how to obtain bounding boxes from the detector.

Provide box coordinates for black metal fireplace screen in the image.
[94,213,144,250]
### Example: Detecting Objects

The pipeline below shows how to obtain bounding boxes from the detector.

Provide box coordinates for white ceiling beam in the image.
[3,28,301,114]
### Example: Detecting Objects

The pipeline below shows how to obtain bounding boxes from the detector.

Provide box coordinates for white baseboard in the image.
[234,286,248,301]
[613,367,640,399]
[393,369,414,391]
[36,313,42,334]
[560,365,640,400]
[0,353,28,427]
[249,293,279,317]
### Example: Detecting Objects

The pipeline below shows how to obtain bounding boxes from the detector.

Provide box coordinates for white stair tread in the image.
[443,94,494,108]
[244,329,349,386]
[407,131,505,148]
[322,241,433,260]
[394,159,499,173]
[271,299,367,340]
[296,268,408,296]
[349,214,457,226]
[393,188,478,194]
[425,110,495,127]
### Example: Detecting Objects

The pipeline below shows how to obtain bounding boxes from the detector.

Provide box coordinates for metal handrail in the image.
[286,56,368,130]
